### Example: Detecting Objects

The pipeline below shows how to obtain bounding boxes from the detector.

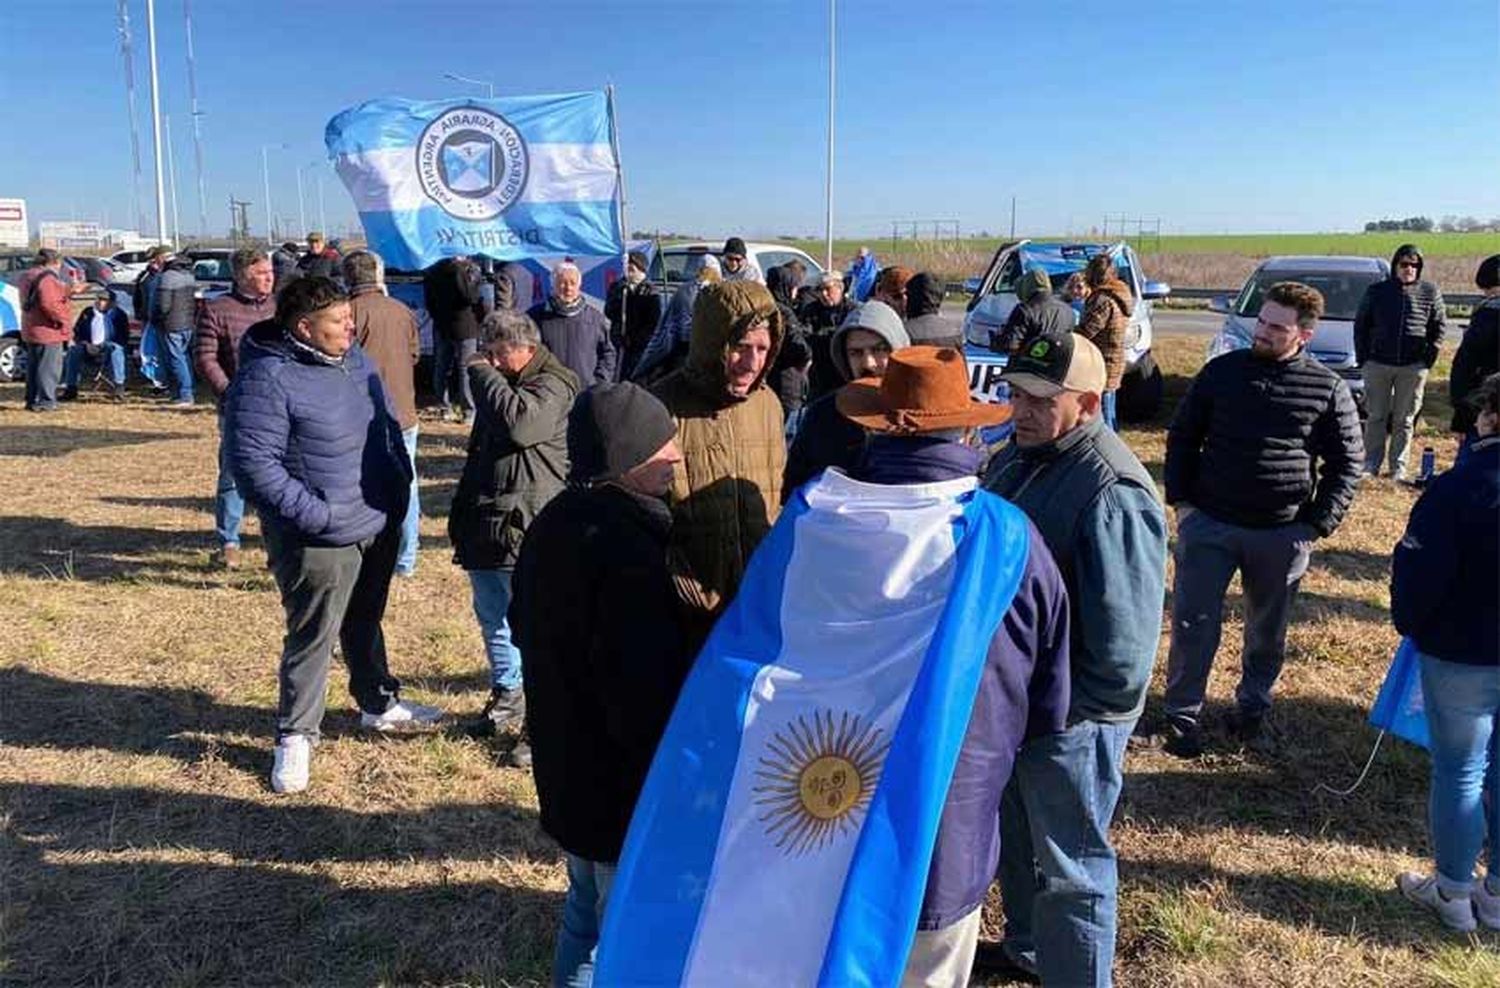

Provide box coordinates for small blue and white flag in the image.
[596,470,1031,987]
[1369,637,1431,749]
[325,91,622,270]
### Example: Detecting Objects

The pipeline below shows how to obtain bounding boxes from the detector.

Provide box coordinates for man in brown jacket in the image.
[195,248,276,568]
[344,250,422,575]
[19,250,73,412]
[651,280,785,648]
[1078,254,1134,430]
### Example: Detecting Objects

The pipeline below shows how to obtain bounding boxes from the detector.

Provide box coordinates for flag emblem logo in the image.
[416,106,529,221]
[753,710,889,855]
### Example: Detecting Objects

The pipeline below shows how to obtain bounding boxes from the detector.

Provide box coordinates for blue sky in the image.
[2,0,1495,241]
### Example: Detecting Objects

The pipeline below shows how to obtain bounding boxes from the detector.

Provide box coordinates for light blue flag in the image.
[595,470,1031,987]
[325,91,622,271]
[1369,637,1431,749]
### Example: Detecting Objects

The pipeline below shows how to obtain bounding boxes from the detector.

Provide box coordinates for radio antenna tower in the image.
[117,0,146,234]
[184,0,210,236]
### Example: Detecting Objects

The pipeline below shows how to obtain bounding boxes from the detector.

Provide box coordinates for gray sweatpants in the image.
[1361,360,1428,478]
[262,519,402,738]
[1163,509,1314,721]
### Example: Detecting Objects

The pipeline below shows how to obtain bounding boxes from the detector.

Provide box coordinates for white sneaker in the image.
[1397,872,1476,932]
[271,734,312,794]
[360,699,443,733]
[1474,880,1500,931]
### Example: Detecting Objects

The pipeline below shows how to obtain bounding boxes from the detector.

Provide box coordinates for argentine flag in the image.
[596,470,1030,986]
[325,90,622,270]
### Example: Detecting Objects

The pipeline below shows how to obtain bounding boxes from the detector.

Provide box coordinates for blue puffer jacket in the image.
[225,320,412,546]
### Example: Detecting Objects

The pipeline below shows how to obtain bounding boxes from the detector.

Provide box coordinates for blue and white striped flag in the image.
[325,91,622,270]
[596,470,1031,987]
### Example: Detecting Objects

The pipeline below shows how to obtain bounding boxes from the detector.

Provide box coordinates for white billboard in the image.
[0,198,27,248]
[38,220,103,250]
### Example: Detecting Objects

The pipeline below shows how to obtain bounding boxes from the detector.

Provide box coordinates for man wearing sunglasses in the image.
[1354,244,1448,481]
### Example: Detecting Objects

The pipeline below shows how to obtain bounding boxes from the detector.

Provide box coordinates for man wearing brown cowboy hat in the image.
[597,345,1072,987]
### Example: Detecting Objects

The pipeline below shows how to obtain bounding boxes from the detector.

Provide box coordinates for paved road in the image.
[939,302,1223,336]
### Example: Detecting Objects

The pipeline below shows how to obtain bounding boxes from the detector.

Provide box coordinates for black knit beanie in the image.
[1476,254,1500,291]
[723,236,748,259]
[567,383,677,483]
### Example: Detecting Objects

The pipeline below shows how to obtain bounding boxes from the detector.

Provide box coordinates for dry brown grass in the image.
[1,340,1496,986]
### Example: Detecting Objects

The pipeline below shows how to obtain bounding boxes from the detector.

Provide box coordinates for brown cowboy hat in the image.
[836,346,1012,434]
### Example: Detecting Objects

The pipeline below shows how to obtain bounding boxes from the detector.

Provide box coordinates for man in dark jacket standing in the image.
[195,248,276,569]
[296,232,342,284]
[604,250,662,380]
[271,242,301,293]
[995,268,1076,355]
[345,250,422,576]
[530,260,616,386]
[981,333,1167,986]
[19,250,74,412]
[424,255,487,422]
[764,263,814,419]
[1354,243,1447,480]
[800,269,858,399]
[153,253,199,407]
[227,277,440,794]
[1449,255,1500,443]
[1160,281,1363,756]
[511,382,688,988]
[448,310,579,746]
[905,271,963,349]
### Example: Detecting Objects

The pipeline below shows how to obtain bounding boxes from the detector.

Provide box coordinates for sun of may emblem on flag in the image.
[752,710,889,855]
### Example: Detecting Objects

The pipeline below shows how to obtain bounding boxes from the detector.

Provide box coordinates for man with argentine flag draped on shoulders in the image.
[596,345,1072,987]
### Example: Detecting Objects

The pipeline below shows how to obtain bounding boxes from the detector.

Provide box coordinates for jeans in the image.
[164,328,196,403]
[1362,360,1428,477]
[553,854,617,988]
[434,336,478,416]
[215,411,245,548]
[1163,509,1314,721]
[262,519,402,738]
[1100,390,1118,431]
[63,342,127,389]
[468,568,522,690]
[998,719,1133,988]
[24,342,63,410]
[1419,651,1500,888]
[396,426,420,574]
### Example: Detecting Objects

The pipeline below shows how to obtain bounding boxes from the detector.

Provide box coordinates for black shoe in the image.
[471,686,525,737]
[971,940,1040,983]
[58,387,78,402]
[1163,716,1204,758]
[1227,707,1276,753]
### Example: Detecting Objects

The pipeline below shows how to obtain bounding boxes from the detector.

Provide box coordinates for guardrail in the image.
[944,283,1483,308]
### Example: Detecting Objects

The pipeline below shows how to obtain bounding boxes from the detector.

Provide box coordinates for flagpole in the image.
[145,0,168,242]
[824,0,835,271]
[606,85,630,351]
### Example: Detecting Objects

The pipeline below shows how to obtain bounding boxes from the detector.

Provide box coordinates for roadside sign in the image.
[0,198,27,248]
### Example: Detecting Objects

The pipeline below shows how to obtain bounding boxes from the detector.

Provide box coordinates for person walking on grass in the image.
[1354,243,1446,481]
[1392,372,1500,933]
[447,310,579,753]
[227,276,440,794]
[1159,281,1362,758]
[511,383,690,988]
[195,247,276,570]
[19,249,73,412]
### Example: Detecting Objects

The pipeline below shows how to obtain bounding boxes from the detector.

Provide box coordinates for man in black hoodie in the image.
[511,383,691,988]
[905,271,963,349]
[1354,244,1447,480]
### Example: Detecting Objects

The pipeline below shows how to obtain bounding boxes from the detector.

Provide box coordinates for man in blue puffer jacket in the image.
[226,276,442,793]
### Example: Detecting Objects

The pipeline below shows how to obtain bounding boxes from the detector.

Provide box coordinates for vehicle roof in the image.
[663,241,816,255]
[1015,241,1128,277]
[1256,255,1386,273]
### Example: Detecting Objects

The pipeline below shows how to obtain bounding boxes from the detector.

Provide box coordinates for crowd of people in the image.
[11,235,1499,985]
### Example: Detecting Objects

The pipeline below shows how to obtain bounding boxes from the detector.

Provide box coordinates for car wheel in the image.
[0,337,25,383]
[1118,350,1163,423]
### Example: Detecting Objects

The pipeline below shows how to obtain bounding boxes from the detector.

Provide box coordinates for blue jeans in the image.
[63,342,127,389]
[468,568,521,690]
[1419,652,1500,888]
[164,329,195,402]
[396,426,420,574]
[215,411,245,547]
[1100,390,1118,431]
[999,718,1134,988]
[433,336,478,416]
[553,854,616,988]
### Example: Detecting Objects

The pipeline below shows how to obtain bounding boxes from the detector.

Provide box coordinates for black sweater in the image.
[1165,348,1363,535]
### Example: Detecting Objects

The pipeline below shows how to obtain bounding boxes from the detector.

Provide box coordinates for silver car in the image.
[1207,255,1388,408]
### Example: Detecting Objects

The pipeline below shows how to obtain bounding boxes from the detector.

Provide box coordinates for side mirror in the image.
[1208,294,1232,314]
[1142,280,1171,300]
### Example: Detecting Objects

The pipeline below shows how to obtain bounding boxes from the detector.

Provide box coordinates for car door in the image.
[961,240,1023,346]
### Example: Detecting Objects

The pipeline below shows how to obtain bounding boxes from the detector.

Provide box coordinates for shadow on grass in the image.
[0,838,560,987]
[0,515,238,585]
[0,423,190,457]
[100,494,217,514]
[1310,547,1393,582]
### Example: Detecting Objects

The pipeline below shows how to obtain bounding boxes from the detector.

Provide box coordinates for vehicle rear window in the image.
[657,249,713,284]
[1235,270,1379,321]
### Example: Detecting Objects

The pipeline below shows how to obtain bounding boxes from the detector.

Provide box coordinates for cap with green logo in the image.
[1001,332,1107,397]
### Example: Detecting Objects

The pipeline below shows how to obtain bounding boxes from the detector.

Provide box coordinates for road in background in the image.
[940,301,1222,335]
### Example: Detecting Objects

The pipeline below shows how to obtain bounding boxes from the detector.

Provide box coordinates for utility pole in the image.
[116,0,146,235]
[165,113,182,246]
[184,0,209,236]
[1010,196,1016,239]
[145,0,168,241]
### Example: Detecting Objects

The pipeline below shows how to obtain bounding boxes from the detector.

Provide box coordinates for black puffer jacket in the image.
[423,258,486,342]
[1165,348,1363,535]
[1353,247,1447,367]
[448,346,580,569]
[994,291,1076,354]
[799,295,856,398]
[1449,297,1499,434]
[766,265,813,417]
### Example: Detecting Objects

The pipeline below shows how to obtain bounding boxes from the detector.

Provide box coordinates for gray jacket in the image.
[984,415,1168,723]
[152,263,198,333]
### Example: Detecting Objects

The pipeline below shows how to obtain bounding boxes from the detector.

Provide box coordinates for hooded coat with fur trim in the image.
[650,281,786,640]
[1078,276,1134,391]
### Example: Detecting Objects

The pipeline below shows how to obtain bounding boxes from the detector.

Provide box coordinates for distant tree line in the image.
[1364,215,1500,233]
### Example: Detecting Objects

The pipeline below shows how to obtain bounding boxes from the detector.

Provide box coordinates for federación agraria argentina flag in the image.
[325,91,622,270]
[596,471,1030,986]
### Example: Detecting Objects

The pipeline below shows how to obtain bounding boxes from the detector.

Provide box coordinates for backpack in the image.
[22,269,59,312]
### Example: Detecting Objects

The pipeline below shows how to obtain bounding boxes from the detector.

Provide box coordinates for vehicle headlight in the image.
[1205,332,1248,362]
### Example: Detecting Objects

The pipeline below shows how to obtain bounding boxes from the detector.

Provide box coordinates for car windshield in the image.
[990,245,1133,297]
[1235,270,1380,321]
[654,250,714,284]
[190,256,232,281]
